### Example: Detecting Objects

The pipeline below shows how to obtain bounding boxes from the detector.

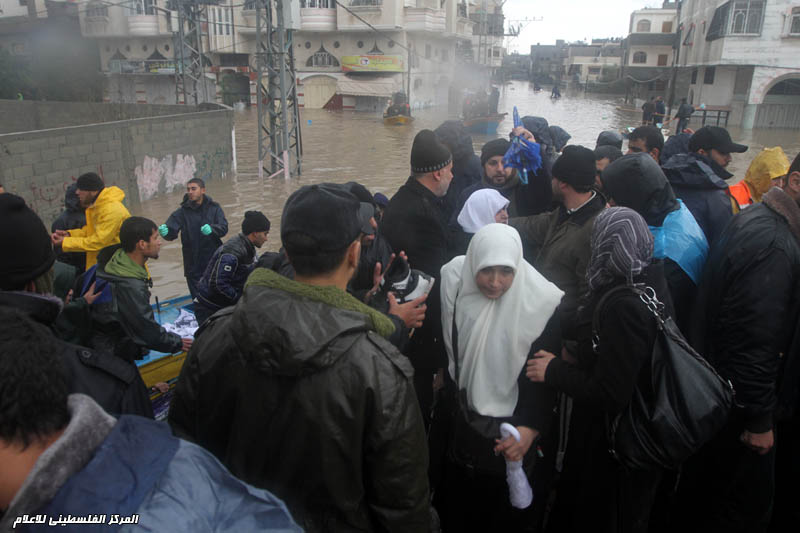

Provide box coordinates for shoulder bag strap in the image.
[451,294,460,386]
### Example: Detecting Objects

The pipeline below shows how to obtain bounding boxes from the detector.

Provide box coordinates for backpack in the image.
[593,284,735,470]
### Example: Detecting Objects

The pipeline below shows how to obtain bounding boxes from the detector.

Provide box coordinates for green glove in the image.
[200,224,212,236]
[158,224,169,237]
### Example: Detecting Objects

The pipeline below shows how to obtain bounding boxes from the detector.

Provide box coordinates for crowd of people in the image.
[1,115,799,533]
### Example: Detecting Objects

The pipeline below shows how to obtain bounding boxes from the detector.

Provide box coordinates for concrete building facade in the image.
[77,0,477,110]
[564,40,624,87]
[677,0,800,129]
[622,2,678,98]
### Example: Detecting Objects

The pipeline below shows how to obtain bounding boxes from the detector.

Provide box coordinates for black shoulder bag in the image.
[592,284,735,471]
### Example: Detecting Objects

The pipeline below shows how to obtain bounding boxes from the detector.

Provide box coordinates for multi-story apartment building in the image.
[564,39,623,86]
[292,0,474,110]
[2,0,102,101]
[530,40,567,85]
[469,0,504,74]
[677,0,800,128]
[78,0,476,110]
[622,1,678,98]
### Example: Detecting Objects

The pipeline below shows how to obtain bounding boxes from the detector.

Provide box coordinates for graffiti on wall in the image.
[135,154,197,202]
[135,148,231,202]
[25,165,105,227]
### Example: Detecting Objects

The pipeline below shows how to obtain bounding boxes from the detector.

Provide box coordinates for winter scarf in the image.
[105,248,149,281]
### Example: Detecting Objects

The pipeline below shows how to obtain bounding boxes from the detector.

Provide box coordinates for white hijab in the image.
[441,224,564,417]
[457,189,510,234]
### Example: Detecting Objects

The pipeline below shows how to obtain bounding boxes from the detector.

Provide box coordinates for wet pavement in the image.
[134,80,800,300]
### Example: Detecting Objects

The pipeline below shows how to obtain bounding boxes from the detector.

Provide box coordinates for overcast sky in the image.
[502,0,662,53]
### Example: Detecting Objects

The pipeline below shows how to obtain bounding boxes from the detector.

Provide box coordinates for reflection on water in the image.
[135,80,800,300]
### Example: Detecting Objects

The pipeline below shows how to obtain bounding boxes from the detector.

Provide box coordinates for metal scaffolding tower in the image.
[175,0,210,106]
[255,0,302,179]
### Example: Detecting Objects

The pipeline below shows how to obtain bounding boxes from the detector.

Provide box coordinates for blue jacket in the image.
[662,152,734,245]
[10,395,299,532]
[163,194,228,280]
[196,233,256,310]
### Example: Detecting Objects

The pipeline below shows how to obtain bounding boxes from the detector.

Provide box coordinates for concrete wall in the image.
[0,100,199,134]
[626,45,674,67]
[0,109,233,227]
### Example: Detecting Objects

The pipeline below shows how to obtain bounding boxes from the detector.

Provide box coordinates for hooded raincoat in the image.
[600,153,708,331]
[661,152,734,245]
[52,183,87,273]
[61,186,131,270]
[729,147,791,211]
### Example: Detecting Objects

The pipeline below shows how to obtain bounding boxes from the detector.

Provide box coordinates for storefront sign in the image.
[341,55,404,72]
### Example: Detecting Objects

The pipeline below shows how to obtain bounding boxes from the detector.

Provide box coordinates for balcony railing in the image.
[350,0,382,6]
[108,59,177,74]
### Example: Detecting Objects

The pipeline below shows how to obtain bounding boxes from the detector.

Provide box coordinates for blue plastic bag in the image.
[503,107,542,185]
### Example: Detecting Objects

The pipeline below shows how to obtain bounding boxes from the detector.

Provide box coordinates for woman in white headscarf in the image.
[433,223,563,530]
[453,189,510,255]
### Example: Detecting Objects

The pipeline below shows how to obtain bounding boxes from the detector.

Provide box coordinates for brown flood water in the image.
[134,80,800,300]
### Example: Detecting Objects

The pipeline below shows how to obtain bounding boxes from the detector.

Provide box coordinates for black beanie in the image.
[552,145,597,191]
[481,138,511,166]
[242,210,270,234]
[410,129,452,174]
[0,194,56,290]
[76,172,105,192]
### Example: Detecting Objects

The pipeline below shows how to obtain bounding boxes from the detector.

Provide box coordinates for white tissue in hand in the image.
[500,422,533,509]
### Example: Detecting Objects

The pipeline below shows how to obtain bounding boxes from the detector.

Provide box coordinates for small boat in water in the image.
[462,113,507,135]
[139,294,195,419]
[383,114,415,126]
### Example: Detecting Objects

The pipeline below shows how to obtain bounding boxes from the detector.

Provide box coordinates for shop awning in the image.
[335,76,402,98]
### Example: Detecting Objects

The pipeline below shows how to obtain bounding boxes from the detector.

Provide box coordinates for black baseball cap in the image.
[689,126,748,154]
[281,183,372,252]
[345,181,377,235]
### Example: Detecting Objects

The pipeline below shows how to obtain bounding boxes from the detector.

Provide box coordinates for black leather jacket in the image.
[169,268,430,532]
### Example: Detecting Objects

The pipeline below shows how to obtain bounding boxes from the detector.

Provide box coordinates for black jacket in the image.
[51,183,87,273]
[163,194,228,280]
[1,290,153,417]
[169,269,430,532]
[662,152,734,245]
[382,177,452,370]
[196,233,256,310]
[435,120,483,221]
[691,188,800,432]
[91,247,183,361]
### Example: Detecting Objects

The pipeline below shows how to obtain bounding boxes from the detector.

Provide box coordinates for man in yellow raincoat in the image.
[729,147,791,212]
[52,172,130,269]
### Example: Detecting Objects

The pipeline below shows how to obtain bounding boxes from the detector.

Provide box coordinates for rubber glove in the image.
[200,224,212,236]
[158,224,169,237]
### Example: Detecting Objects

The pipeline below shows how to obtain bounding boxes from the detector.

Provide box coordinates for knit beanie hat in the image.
[411,129,452,174]
[481,138,511,166]
[552,145,597,191]
[76,172,105,192]
[241,210,270,234]
[0,194,56,290]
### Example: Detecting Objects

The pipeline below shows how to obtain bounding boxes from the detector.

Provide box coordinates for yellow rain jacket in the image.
[62,186,131,269]
[730,147,791,212]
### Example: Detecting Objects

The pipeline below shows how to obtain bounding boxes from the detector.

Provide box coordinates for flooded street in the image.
[135,80,800,300]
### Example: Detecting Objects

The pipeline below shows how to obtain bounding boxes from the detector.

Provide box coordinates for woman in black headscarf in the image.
[527,207,673,533]
[599,153,708,333]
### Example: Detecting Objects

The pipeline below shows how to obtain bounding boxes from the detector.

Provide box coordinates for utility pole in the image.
[667,0,683,119]
[255,0,302,179]
[175,0,209,106]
